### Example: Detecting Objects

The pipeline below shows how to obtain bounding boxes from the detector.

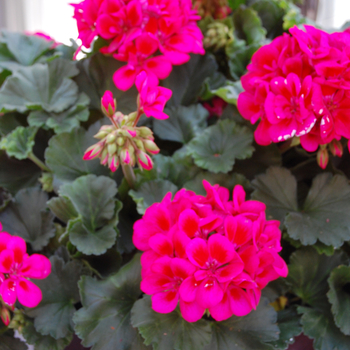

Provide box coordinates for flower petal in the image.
[208,234,236,266]
[197,277,224,308]
[0,278,16,306]
[17,278,43,308]
[179,299,205,322]
[20,254,51,279]
[186,238,209,268]
[179,276,199,302]
[152,290,178,313]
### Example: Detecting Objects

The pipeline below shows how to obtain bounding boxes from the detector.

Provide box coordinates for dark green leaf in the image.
[0,58,79,113]
[164,54,219,107]
[286,247,347,309]
[26,256,83,339]
[0,151,41,194]
[285,173,350,247]
[130,179,178,215]
[251,167,297,223]
[75,53,138,113]
[0,126,37,160]
[57,174,120,255]
[0,187,11,212]
[187,119,254,173]
[0,31,53,69]
[0,187,55,250]
[0,112,25,136]
[153,104,208,143]
[45,123,110,183]
[131,295,212,350]
[267,307,302,350]
[228,0,245,11]
[184,171,250,195]
[0,330,28,350]
[28,93,90,134]
[204,298,278,350]
[22,321,72,350]
[327,266,350,335]
[298,305,350,350]
[47,196,79,224]
[73,254,149,350]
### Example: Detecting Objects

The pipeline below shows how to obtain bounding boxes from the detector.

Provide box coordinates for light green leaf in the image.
[204,298,278,350]
[0,126,37,160]
[286,247,347,309]
[45,123,110,183]
[73,254,149,350]
[47,196,79,224]
[28,93,90,134]
[187,119,254,173]
[285,173,350,247]
[0,151,41,194]
[131,295,212,350]
[0,187,55,250]
[251,167,298,223]
[26,256,83,339]
[327,266,350,335]
[129,179,178,215]
[0,58,79,113]
[210,80,243,105]
[153,104,208,143]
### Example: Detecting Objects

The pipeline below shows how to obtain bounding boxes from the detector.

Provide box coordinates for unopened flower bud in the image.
[126,128,137,138]
[109,155,119,172]
[317,146,329,169]
[329,139,343,157]
[127,112,138,123]
[101,90,116,118]
[1,307,10,326]
[94,129,110,139]
[101,148,108,161]
[107,143,118,156]
[83,143,103,160]
[117,137,125,146]
[138,127,153,138]
[134,139,145,151]
[121,148,131,164]
[143,139,160,154]
[106,133,117,144]
[137,151,153,170]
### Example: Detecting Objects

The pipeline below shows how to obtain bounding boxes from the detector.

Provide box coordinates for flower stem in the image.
[133,109,143,127]
[28,152,51,172]
[121,162,136,189]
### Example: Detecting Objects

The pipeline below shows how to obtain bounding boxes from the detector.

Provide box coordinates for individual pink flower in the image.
[0,234,51,308]
[135,71,172,119]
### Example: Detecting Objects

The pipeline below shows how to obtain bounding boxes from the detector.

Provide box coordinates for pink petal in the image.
[17,278,42,308]
[7,236,26,264]
[171,258,196,279]
[215,259,244,283]
[254,119,272,145]
[178,209,199,238]
[173,229,191,259]
[145,56,172,80]
[197,277,224,308]
[209,291,233,321]
[0,249,14,273]
[0,278,16,306]
[20,254,51,279]
[152,290,178,313]
[150,256,173,277]
[0,232,12,253]
[179,276,199,302]
[179,299,205,322]
[186,238,209,268]
[141,273,173,294]
[208,234,236,266]
[228,286,253,316]
[246,287,261,309]
[113,65,137,91]
[148,234,173,257]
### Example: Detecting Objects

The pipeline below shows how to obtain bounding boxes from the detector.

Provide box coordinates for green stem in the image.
[28,152,51,172]
[133,108,143,127]
[121,162,136,189]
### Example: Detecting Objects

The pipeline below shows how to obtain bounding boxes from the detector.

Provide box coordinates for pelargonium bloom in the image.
[238,25,350,167]
[0,226,51,308]
[133,181,288,322]
[135,71,172,119]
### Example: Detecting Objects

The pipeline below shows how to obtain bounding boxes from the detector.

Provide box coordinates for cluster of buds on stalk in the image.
[203,20,233,51]
[83,90,160,175]
[317,140,344,169]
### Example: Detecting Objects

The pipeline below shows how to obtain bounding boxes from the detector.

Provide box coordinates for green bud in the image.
[138,127,153,138]
[107,143,118,155]
[134,139,144,151]
[127,111,138,123]
[94,130,109,139]
[117,137,125,146]
[106,133,117,143]
[143,139,160,154]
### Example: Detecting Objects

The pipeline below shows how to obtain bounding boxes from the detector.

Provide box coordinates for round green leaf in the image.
[0,187,55,250]
[131,296,212,350]
[285,173,350,247]
[187,119,254,173]
[73,254,149,350]
[26,256,83,339]
[327,266,350,335]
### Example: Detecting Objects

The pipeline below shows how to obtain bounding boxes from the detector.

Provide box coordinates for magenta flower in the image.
[0,234,51,308]
[135,71,172,119]
[101,90,116,117]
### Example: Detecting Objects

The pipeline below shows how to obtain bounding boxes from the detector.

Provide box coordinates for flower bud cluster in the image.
[203,21,233,51]
[84,111,159,172]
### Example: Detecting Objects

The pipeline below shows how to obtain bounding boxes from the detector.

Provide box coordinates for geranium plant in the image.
[1,1,350,350]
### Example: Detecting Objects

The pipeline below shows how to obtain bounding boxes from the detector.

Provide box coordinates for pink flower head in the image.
[0,232,51,308]
[134,181,288,322]
[135,71,172,119]
[101,90,116,117]
[203,98,227,118]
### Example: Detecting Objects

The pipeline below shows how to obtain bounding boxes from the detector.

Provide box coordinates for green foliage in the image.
[187,119,254,173]
[73,254,148,350]
[131,296,212,350]
[0,187,55,250]
[25,256,83,339]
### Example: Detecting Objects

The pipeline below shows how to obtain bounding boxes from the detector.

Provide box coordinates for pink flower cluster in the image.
[0,222,51,309]
[238,25,350,156]
[72,0,204,91]
[133,181,288,322]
